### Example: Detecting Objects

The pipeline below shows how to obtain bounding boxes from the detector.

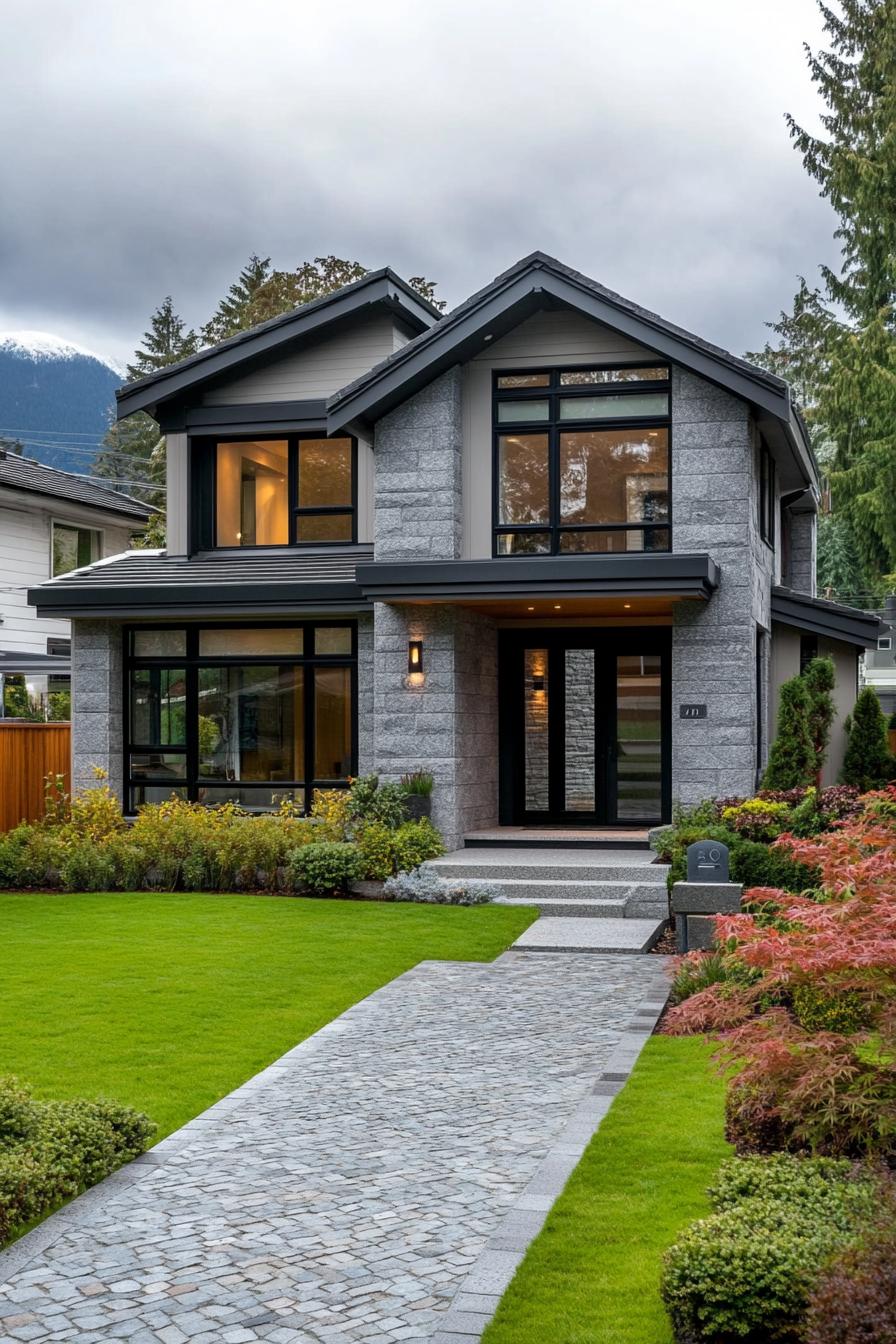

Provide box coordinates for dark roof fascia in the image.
[159,400,328,435]
[356,553,720,602]
[771,585,882,647]
[28,581,368,619]
[116,270,439,420]
[0,651,71,675]
[328,258,786,424]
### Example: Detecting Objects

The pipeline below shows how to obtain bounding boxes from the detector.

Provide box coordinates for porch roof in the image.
[355,552,720,603]
[770,585,882,648]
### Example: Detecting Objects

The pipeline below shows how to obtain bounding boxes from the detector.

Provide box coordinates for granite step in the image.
[511,916,667,953]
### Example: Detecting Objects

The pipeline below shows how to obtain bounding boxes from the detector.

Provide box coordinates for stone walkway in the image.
[0,953,669,1344]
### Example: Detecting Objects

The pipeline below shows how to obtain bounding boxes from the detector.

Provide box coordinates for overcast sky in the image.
[1,0,838,366]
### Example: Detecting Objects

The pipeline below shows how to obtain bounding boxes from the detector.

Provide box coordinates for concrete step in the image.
[495,897,628,918]
[425,857,668,886]
[472,877,664,902]
[511,916,667,953]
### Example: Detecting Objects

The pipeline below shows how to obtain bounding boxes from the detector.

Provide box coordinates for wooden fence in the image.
[0,722,71,831]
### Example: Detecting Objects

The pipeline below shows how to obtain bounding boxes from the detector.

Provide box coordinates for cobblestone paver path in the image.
[0,953,667,1343]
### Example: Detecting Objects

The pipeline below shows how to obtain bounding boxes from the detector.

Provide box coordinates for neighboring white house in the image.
[0,450,151,714]
[863,594,896,720]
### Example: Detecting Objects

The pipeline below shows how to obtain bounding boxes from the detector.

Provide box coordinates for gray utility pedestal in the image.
[671,882,743,952]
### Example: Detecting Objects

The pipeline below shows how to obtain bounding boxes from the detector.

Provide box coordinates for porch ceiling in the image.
[451,595,677,619]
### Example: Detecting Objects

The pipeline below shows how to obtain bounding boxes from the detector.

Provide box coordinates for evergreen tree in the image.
[761,675,817,790]
[803,655,836,787]
[840,686,894,788]
[94,297,197,502]
[749,0,896,586]
[201,255,273,345]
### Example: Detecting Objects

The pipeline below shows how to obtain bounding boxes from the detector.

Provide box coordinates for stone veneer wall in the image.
[70,618,124,798]
[670,369,773,806]
[356,611,375,775]
[787,510,817,597]
[371,367,498,848]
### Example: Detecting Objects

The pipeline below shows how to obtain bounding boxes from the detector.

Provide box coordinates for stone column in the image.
[70,619,124,800]
[670,370,772,805]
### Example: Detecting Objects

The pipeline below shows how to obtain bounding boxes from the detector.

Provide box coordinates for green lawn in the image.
[483,1036,729,1344]
[0,892,533,1139]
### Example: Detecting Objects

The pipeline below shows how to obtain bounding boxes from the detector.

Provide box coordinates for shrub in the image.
[841,688,894,790]
[383,867,496,905]
[671,948,760,1005]
[806,1226,896,1344]
[729,838,819,894]
[762,675,817,791]
[662,1156,877,1343]
[721,798,792,842]
[791,985,871,1035]
[347,775,408,831]
[392,819,444,872]
[289,841,361,895]
[309,787,352,840]
[357,823,395,880]
[805,656,836,789]
[0,1077,153,1246]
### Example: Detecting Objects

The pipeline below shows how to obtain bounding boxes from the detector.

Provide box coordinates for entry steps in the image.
[423,846,669,921]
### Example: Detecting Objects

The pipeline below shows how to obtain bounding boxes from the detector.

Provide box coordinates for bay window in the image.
[493,366,671,555]
[126,623,356,812]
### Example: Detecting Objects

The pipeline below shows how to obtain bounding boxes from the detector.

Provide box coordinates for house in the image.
[862,594,896,720]
[29,255,881,847]
[1,451,152,715]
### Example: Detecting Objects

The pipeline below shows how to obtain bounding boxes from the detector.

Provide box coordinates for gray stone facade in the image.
[787,509,817,597]
[70,618,124,798]
[670,369,772,807]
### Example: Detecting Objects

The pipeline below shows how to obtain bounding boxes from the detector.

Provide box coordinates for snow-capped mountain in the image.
[0,331,123,473]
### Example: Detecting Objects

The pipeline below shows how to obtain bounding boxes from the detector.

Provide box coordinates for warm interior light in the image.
[624,603,631,609]
[553,604,561,610]
[527,605,535,611]
[407,640,424,676]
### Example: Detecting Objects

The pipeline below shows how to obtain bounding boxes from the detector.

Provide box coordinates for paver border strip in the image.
[430,950,672,1344]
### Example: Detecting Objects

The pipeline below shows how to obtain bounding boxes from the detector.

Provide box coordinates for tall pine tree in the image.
[94,297,198,505]
[201,255,273,345]
[749,0,896,597]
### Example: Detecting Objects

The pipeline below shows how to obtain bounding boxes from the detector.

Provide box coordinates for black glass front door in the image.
[499,629,670,826]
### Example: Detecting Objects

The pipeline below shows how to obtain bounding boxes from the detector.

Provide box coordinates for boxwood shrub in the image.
[0,1077,154,1246]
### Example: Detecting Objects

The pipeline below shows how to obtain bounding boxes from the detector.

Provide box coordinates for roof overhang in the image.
[771,585,882,648]
[326,253,818,495]
[116,271,440,420]
[0,650,71,676]
[356,553,720,603]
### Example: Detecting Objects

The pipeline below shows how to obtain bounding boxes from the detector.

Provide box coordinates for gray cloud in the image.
[0,0,838,365]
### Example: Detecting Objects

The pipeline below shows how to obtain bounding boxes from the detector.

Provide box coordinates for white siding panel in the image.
[0,502,134,656]
[202,313,400,406]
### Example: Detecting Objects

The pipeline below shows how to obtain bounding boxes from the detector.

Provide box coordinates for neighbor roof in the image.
[116,269,442,420]
[0,452,153,522]
[326,251,819,493]
[771,585,882,648]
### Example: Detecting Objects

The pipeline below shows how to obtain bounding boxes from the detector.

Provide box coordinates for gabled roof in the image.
[327,252,818,492]
[116,270,441,420]
[0,451,153,522]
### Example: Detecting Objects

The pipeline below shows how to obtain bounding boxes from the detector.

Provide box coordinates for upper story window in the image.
[213,435,355,548]
[492,366,671,555]
[759,438,776,548]
[52,521,101,576]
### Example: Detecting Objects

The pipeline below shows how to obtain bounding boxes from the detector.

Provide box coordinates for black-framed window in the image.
[210,435,357,549]
[759,438,776,547]
[492,365,671,556]
[124,622,357,813]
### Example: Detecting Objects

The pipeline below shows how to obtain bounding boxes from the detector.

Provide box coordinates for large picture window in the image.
[493,366,671,555]
[213,435,356,548]
[125,623,356,813]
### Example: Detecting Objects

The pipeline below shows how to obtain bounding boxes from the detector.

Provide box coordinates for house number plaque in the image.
[679,704,708,719]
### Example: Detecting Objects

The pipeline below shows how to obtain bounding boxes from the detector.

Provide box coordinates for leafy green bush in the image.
[0,1077,153,1246]
[289,841,361,895]
[347,775,407,831]
[392,819,444,872]
[662,1156,877,1343]
[791,985,871,1035]
[729,838,819,894]
[357,823,395,880]
[721,798,792,842]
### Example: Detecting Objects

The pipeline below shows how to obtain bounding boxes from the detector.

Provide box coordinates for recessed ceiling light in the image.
[527,606,535,611]
[553,604,561,610]
[624,603,631,609]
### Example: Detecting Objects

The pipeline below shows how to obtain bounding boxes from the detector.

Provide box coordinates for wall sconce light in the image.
[408,640,424,676]
[532,674,545,692]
